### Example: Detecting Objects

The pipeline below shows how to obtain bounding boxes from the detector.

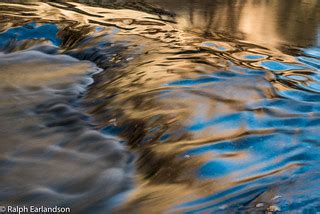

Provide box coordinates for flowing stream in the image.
[0,1,319,213]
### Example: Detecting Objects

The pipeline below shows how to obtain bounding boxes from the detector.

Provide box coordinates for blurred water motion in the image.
[0,1,319,213]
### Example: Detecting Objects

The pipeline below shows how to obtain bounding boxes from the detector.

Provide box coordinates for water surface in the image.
[0,1,319,213]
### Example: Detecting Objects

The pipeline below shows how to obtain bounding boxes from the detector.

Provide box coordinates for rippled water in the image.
[0,1,319,213]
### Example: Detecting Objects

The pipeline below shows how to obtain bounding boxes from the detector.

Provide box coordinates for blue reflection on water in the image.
[244,54,265,60]
[298,56,320,69]
[0,22,61,49]
[303,47,320,58]
[187,113,242,132]
[166,76,220,87]
[201,41,228,51]
[261,61,305,71]
[165,46,320,212]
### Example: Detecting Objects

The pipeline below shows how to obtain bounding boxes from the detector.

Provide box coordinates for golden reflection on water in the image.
[147,0,320,47]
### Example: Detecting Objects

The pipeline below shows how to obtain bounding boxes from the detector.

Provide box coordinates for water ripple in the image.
[0,1,319,213]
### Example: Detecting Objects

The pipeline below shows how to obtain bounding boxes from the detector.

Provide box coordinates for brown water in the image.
[0,1,319,213]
